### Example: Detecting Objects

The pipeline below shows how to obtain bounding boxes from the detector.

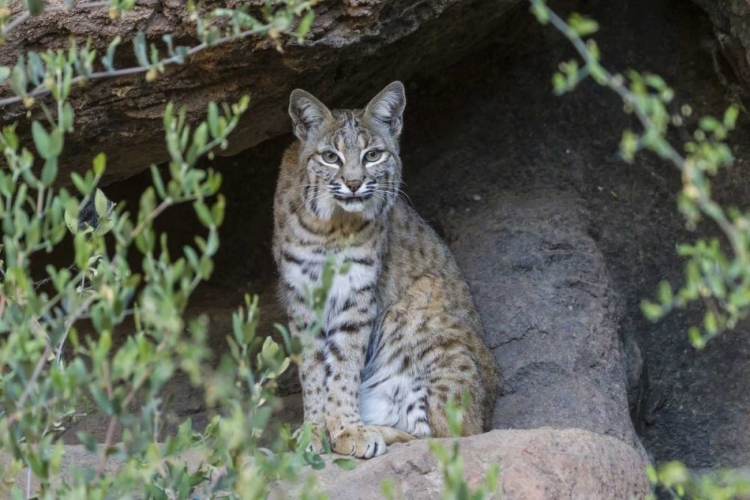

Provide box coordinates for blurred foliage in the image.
[530,0,750,497]
[0,0,342,497]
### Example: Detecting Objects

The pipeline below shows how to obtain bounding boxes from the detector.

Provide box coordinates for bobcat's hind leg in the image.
[361,275,442,438]
[363,274,490,439]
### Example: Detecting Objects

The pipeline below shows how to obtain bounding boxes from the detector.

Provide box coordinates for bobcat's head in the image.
[289,82,406,221]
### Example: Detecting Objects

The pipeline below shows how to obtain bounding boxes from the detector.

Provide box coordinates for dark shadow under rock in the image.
[448,191,647,460]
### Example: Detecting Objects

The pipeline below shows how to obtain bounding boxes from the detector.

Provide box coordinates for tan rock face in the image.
[270,428,652,500]
[3,429,650,499]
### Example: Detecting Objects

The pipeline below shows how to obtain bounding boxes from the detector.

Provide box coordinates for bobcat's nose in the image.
[345,179,363,193]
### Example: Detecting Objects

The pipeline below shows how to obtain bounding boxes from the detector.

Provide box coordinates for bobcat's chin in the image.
[334,194,372,213]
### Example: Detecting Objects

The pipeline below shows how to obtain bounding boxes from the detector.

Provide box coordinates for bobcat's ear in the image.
[364,81,406,137]
[289,89,331,141]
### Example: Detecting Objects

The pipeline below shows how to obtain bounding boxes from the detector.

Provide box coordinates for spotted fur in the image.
[273,82,499,458]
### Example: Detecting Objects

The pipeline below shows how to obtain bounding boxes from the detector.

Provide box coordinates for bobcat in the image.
[273,81,498,458]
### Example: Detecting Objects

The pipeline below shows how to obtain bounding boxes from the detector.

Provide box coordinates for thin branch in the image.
[0,25,275,108]
[129,197,173,239]
[2,2,110,36]
[54,294,96,363]
[96,416,117,474]
[15,345,51,410]
[95,365,153,475]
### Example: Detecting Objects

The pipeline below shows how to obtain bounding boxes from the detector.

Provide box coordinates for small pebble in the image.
[472,194,481,201]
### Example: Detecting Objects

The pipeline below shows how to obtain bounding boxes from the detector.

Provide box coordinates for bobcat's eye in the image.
[320,151,340,165]
[320,151,341,166]
[364,150,383,163]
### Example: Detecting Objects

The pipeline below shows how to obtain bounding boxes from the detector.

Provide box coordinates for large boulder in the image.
[0,0,539,183]
[447,192,648,460]
[271,428,651,500]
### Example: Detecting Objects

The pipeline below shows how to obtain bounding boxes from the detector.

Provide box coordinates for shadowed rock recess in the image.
[0,0,534,183]
[11,0,750,495]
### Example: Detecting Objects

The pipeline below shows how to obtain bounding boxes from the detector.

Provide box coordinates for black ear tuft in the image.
[289,89,331,141]
[364,81,406,137]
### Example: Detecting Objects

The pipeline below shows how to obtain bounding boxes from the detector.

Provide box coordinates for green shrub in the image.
[0,0,332,497]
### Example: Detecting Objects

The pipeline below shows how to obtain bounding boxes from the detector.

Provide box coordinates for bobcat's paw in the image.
[293,425,325,454]
[331,425,386,459]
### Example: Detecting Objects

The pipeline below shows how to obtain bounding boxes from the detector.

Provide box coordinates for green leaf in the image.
[71,172,92,195]
[699,116,721,132]
[333,458,357,470]
[74,232,91,269]
[619,130,639,163]
[103,36,122,73]
[723,105,740,129]
[303,452,326,470]
[656,281,673,306]
[77,432,99,453]
[93,153,107,176]
[704,311,718,335]
[567,13,599,36]
[552,72,566,95]
[95,188,111,217]
[133,31,150,68]
[529,2,549,24]
[64,205,79,234]
[10,63,27,96]
[297,10,315,42]
[640,300,663,321]
[688,326,706,350]
[48,128,63,158]
[25,0,45,16]
[658,461,689,487]
[62,102,75,132]
[32,121,50,158]
[41,157,58,186]
[0,67,10,83]
[11,486,24,500]
[194,201,214,228]
[90,385,114,415]
[207,102,219,138]
[211,195,225,226]
[150,164,166,198]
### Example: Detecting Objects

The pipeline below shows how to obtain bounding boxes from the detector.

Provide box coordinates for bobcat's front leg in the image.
[323,285,386,458]
[291,316,327,453]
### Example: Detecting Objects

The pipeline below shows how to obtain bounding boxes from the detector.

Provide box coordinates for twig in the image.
[95,367,153,475]
[2,2,110,36]
[54,294,96,363]
[15,345,51,410]
[129,197,173,239]
[0,26,274,107]
[96,416,118,474]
